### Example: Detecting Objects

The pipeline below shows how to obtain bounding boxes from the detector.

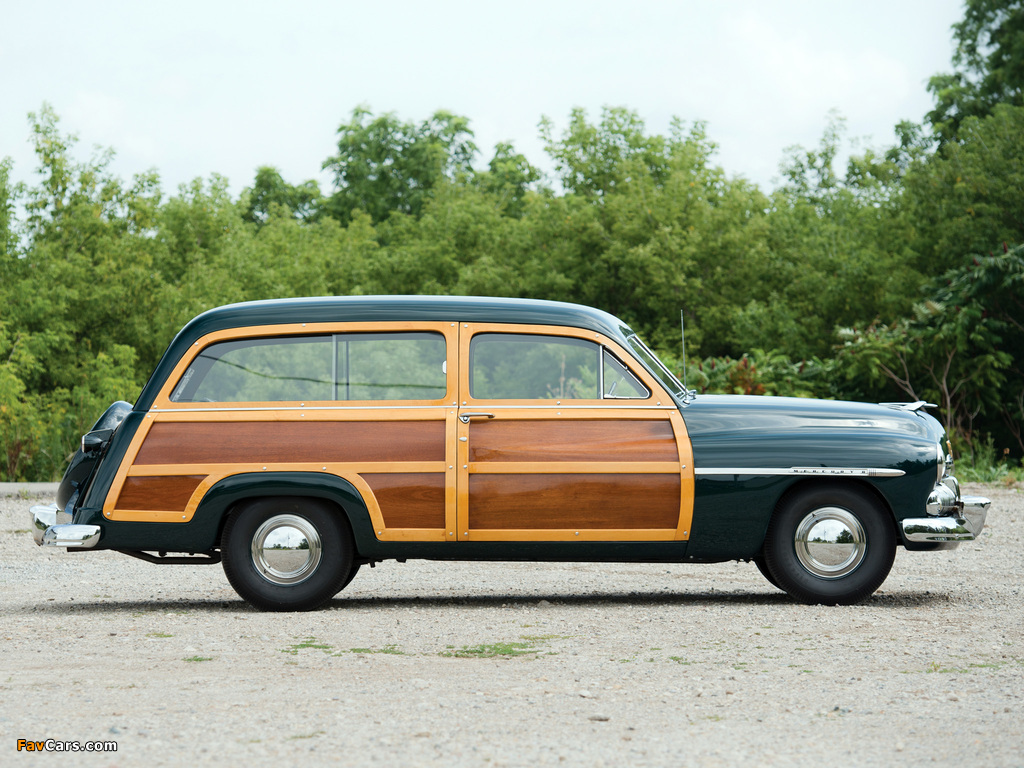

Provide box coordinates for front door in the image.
[454,323,694,542]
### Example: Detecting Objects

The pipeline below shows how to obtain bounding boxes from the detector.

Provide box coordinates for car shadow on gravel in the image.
[9,589,958,614]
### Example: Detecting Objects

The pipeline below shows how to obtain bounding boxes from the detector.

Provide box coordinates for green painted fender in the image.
[86,472,378,554]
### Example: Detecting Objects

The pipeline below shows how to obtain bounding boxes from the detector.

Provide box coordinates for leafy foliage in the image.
[3,0,1024,479]
[927,0,1024,140]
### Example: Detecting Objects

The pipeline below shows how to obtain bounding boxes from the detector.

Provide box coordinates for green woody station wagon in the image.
[31,296,990,611]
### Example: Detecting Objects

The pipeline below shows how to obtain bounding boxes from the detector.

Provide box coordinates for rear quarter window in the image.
[171,332,446,403]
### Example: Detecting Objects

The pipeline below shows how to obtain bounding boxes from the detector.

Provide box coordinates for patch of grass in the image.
[287,731,325,740]
[668,657,692,665]
[280,636,334,656]
[146,632,173,638]
[956,436,1023,484]
[342,644,405,655]
[183,656,213,663]
[440,641,540,658]
[13,528,30,534]
[924,659,1015,674]
[520,634,573,642]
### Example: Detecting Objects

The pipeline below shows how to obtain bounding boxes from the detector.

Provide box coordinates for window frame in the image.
[466,328,653,403]
[157,323,455,408]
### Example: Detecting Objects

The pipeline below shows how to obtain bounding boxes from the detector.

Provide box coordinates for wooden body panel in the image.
[115,475,205,513]
[362,473,446,529]
[104,319,695,545]
[454,323,693,542]
[467,473,680,529]
[468,420,678,463]
[134,421,445,465]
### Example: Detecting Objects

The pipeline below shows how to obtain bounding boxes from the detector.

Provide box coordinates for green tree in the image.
[540,106,674,198]
[243,166,322,225]
[906,104,1024,273]
[0,157,18,261]
[927,0,1024,141]
[474,142,541,218]
[322,107,477,224]
[835,246,1024,445]
[733,115,921,359]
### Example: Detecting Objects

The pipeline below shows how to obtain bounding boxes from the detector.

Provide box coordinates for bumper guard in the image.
[30,504,101,549]
[902,493,990,544]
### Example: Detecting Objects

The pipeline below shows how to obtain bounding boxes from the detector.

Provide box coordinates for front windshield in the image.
[626,334,686,399]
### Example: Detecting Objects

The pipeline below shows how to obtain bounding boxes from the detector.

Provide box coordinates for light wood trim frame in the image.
[455,323,695,542]
[109,320,461,540]
[456,322,675,408]
[151,321,461,410]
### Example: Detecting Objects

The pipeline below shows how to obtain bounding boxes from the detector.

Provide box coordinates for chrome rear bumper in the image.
[30,504,101,549]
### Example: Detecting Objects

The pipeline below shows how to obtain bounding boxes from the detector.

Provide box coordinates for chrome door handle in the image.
[459,412,495,423]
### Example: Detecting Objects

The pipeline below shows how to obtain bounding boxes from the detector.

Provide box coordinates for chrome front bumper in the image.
[901,487,991,544]
[30,504,101,549]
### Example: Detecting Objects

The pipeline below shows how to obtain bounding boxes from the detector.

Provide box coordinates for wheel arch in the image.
[194,472,379,554]
[767,477,900,547]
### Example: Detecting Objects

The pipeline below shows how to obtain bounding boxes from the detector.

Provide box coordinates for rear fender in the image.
[85,472,378,554]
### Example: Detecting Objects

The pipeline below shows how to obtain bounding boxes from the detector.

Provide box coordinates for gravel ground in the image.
[2,484,1021,767]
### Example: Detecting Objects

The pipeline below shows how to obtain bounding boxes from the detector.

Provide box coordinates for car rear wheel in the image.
[221,498,353,612]
[752,556,781,590]
[762,484,896,605]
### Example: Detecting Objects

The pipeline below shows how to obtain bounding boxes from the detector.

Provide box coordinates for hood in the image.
[682,395,944,444]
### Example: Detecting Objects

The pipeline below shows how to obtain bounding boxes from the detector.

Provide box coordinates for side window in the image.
[338,333,446,401]
[470,334,599,400]
[603,352,649,399]
[173,336,333,402]
[171,332,447,403]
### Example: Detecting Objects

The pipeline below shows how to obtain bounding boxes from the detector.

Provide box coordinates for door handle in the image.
[459,412,495,423]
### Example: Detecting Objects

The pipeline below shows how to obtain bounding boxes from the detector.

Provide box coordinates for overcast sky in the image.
[1,0,964,198]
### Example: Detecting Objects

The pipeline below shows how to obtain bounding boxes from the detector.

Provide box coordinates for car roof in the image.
[182,295,633,341]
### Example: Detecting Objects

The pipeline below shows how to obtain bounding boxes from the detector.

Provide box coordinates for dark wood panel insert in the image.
[468,473,679,529]
[362,473,446,529]
[135,421,446,465]
[468,419,678,463]
[115,475,205,511]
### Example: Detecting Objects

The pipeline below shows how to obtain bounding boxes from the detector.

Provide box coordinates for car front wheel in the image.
[221,498,353,612]
[762,484,896,605]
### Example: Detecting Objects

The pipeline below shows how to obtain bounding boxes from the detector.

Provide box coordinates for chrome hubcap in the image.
[794,506,866,579]
[250,514,322,586]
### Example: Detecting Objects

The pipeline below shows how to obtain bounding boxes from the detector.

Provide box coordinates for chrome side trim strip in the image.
[694,467,906,478]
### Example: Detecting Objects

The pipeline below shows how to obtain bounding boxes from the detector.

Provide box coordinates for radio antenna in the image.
[680,310,689,398]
